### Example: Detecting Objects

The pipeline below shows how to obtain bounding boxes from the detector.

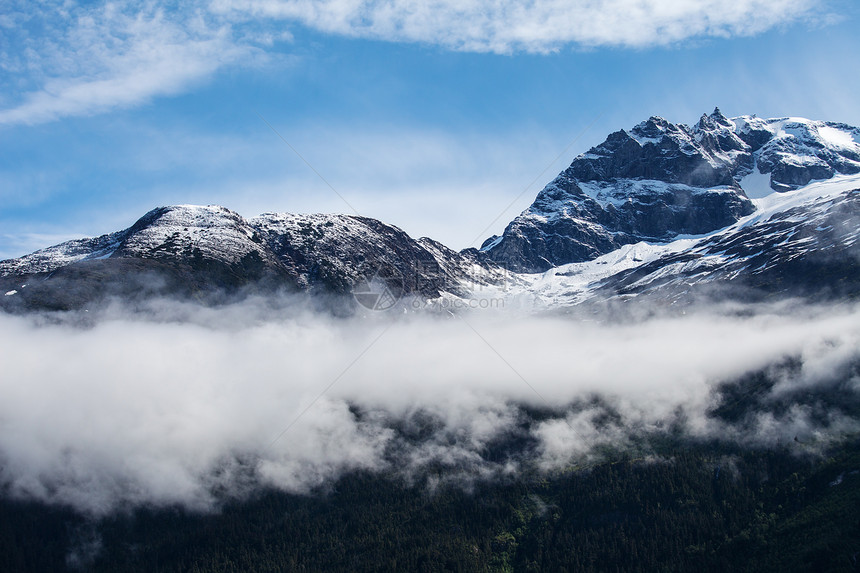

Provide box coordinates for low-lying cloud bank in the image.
[0,299,858,514]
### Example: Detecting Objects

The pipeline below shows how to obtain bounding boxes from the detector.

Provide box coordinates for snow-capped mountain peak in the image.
[481,111,860,273]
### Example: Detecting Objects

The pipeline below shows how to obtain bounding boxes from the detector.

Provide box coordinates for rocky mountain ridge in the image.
[2,110,859,313]
[480,109,860,272]
[0,205,505,312]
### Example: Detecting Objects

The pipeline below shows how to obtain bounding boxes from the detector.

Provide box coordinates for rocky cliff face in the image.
[481,109,860,272]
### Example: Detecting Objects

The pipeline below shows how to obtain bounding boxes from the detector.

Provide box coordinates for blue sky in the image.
[1,0,859,259]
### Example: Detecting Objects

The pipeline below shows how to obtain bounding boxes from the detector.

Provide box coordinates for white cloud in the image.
[212,0,822,52]
[0,0,828,125]
[0,1,249,126]
[0,300,857,514]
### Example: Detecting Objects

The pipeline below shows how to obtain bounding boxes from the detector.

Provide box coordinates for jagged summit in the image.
[481,110,860,272]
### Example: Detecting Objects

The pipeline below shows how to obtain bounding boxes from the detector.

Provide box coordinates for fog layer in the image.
[1,300,858,514]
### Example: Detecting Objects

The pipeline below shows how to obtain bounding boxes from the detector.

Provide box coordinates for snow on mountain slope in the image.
[250,211,502,294]
[0,206,509,309]
[738,168,773,199]
[112,205,284,269]
[482,110,860,273]
[0,230,128,277]
[494,174,860,309]
[0,205,277,277]
[733,116,860,192]
[739,173,860,227]
[415,236,511,294]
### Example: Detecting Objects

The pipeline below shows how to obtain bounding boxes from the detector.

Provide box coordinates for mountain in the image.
[2,110,859,313]
[0,205,504,312]
[496,174,860,309]
[480,109,860,273]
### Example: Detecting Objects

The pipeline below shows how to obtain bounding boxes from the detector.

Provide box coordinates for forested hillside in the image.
[2,439,858,572]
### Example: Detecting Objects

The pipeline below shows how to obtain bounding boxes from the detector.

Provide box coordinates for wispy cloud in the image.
[0,1,249,126]
[212,0,823,53]
[0,0,830,126]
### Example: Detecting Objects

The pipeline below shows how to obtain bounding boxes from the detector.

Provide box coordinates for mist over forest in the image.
[1,297,857,516]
